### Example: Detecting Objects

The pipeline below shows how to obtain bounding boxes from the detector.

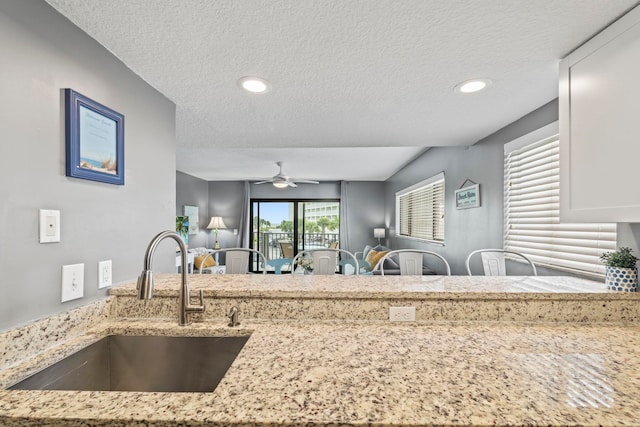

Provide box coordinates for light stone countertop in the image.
[2,275,640,426]
[110,273,614,299]
[2,318,640,426]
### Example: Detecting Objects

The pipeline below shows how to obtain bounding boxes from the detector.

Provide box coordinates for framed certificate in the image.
[65,89,125,185]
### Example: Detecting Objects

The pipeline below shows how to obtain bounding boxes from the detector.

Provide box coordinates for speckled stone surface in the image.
[0,298,113,370]
[110,275,640,323]
[110,274,614,298]
[2,319,640,426]
[3,275,640,426]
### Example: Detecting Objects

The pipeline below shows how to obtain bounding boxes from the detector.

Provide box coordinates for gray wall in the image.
[384,99,640,275]
[342,182,386,253]
[195,181,385,252]
[384,100,560,275]
[208,181,246,248]
[176,171,210,248]
[0,1,176,330]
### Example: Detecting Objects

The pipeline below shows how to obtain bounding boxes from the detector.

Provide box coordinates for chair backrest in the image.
[377,249,451,275]
[465,249,537,276]
[279,241,294,259]
[291,248,359,275]
[312,250,336,274]
[209,248,267,274]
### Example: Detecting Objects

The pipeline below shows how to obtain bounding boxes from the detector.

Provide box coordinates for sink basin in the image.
[9,335,249,392]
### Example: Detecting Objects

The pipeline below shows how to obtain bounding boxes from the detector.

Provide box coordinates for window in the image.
[396,172,445,243]
[250,200,340,272]
[504,122,616,278]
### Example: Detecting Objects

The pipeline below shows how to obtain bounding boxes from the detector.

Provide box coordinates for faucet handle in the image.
[186,289,205,313]
[228,306,240,327]
[197,289,205,307]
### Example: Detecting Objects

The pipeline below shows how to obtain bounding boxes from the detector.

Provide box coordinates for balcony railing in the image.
[254,231,339,260]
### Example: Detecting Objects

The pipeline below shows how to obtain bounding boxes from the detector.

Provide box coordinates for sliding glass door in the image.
[251,199,340,273]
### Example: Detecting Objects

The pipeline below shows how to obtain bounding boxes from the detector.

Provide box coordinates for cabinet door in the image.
[559,6,640,222]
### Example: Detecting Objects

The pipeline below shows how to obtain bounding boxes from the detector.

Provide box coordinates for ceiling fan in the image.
[254,161,319,188]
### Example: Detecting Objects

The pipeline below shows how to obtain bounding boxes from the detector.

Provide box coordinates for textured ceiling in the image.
[45,0,639,181]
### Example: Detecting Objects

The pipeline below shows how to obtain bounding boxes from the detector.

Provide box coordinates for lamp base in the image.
[214,241,220,249]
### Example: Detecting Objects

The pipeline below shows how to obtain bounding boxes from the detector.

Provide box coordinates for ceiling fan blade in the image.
[254,180,272,185]
[287,181,298,188]
[292,179,319,184]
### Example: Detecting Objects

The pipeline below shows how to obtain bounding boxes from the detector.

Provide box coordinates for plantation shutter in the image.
[396,172,445,242]
[504,127,616,278]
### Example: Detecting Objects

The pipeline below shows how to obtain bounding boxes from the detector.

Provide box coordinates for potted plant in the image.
[600,247,639,292]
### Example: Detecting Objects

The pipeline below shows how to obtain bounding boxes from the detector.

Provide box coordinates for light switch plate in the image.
[39,209,60,243]
[62,263,84,302]
[98,260,112,289]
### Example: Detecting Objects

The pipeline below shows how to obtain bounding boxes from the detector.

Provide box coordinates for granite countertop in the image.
[2,275,640,426]
[2,318,640,426]
[110,274,616,299]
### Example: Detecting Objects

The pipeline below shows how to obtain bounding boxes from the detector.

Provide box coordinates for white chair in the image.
[465,249,537,276]
[291,249,359,275]
[376,249,451,275]
[207,248,267,274]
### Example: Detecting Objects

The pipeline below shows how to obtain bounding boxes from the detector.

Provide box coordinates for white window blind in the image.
[396,172,445,243]
[504,126,616,278]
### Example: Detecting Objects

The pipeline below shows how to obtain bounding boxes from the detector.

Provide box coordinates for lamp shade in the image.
[373,228,386,239]
[206,216,227,229]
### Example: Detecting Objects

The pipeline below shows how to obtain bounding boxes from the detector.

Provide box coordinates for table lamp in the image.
[374,228,386,244]
[207,216,227,249]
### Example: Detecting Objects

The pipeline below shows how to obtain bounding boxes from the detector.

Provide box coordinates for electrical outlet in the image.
[389,306,416,322]
[62,264,84,302]
[98,260,112,289]
[39,209,60,243]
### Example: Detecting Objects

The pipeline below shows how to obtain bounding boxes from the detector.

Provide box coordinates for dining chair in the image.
[291,248,359,275]
[465,249,537,276]
[266,257,292,274]
[376,249,451,275]
[206,248,267,274]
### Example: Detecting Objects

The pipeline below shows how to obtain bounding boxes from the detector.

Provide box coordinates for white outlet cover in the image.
[98,260,112,289]
[62,263,84,302]
[389,306,416,322]
[39,209,60,243]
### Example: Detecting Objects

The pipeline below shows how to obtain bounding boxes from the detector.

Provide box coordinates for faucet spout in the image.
[137,230,205,325]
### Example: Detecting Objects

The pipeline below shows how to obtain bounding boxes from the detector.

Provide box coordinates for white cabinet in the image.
[559,5,640,222]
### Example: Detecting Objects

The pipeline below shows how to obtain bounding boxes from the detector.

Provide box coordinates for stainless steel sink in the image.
[9,335,249,392]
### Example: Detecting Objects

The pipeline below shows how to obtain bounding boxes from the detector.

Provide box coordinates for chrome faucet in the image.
[137,231,205,325]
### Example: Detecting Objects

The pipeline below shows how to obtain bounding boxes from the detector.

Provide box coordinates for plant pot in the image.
[605,266,638,292]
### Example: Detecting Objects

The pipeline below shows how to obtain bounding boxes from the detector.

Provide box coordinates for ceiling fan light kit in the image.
[254,161,319,189]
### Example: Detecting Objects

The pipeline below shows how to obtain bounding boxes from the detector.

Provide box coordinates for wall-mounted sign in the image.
[455,184,480,209]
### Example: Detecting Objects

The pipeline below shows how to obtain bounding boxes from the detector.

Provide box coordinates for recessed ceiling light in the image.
[454,78,492,94]
[238,76,271,94]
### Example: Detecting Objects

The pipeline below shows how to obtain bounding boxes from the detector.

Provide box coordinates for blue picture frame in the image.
[65,89,125,185]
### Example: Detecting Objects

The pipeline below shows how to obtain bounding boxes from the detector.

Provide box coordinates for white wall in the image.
[0,1,176,330]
